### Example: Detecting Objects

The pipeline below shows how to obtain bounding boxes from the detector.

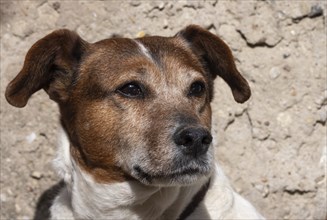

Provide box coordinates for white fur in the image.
[189,164,265,219]
[50,186,74,220]
[50,128,264,219]
[133,39,154,61]
[52,127,73,185]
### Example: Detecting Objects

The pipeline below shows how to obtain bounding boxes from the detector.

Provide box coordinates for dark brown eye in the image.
[117,82,144,98]
[189,81,205,97]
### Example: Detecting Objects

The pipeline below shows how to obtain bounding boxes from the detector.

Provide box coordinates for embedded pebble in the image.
[25,132,36,143]
[277,112,292,128]
[308,5,323,18]
[270,67,281,79]
[0,193,7,202]
[31,171,43,180]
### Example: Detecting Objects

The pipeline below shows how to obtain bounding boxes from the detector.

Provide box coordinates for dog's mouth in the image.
[132,164,212,186]
[129,143,214,186]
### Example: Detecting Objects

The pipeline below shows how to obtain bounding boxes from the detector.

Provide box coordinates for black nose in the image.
[173,127,212,157]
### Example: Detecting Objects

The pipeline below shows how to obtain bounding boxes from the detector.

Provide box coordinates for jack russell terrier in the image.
[6,25,264,219]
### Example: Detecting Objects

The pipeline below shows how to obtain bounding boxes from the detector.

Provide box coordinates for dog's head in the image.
[6,25,250,186]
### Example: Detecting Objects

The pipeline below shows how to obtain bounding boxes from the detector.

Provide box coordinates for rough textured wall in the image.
[1,1,326,219]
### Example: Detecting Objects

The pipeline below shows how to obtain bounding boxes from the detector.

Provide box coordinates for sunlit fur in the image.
[51,128,263,219]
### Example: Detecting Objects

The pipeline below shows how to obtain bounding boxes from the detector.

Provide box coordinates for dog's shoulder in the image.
[189,164,264,220]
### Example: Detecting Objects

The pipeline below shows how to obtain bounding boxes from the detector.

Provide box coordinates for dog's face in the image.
[5,25,251,186]
[73,37,215,186]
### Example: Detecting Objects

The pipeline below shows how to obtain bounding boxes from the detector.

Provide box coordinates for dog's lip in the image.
[132,165,209,184]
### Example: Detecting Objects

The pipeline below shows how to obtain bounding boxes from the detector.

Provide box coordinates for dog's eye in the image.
[189,81,206,97]
[117,82,144,98]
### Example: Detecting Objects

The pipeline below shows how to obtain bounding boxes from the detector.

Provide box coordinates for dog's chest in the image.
[70,168,183,219]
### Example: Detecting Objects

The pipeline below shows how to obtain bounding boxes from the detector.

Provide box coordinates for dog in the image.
[5,25,264,219]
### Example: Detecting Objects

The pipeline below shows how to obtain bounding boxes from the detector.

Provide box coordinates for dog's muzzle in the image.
[173,126,212,158]
[131,125,213,185]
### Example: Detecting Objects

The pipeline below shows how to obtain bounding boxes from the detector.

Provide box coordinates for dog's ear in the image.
[5,29,88,108]
[177,25,251,103]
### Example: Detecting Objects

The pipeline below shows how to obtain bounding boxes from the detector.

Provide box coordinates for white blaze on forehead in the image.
[133,39,154,61]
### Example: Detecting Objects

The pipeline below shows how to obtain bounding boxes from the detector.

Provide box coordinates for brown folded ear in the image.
[5,29,88,108]
[177,25,251,103]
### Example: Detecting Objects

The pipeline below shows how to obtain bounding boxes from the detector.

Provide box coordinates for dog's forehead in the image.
[81,36,205,85]
[136,36,203,72]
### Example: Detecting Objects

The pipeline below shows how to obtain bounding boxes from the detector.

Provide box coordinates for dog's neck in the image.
[53,127,207,219]
[72,166,176,219]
